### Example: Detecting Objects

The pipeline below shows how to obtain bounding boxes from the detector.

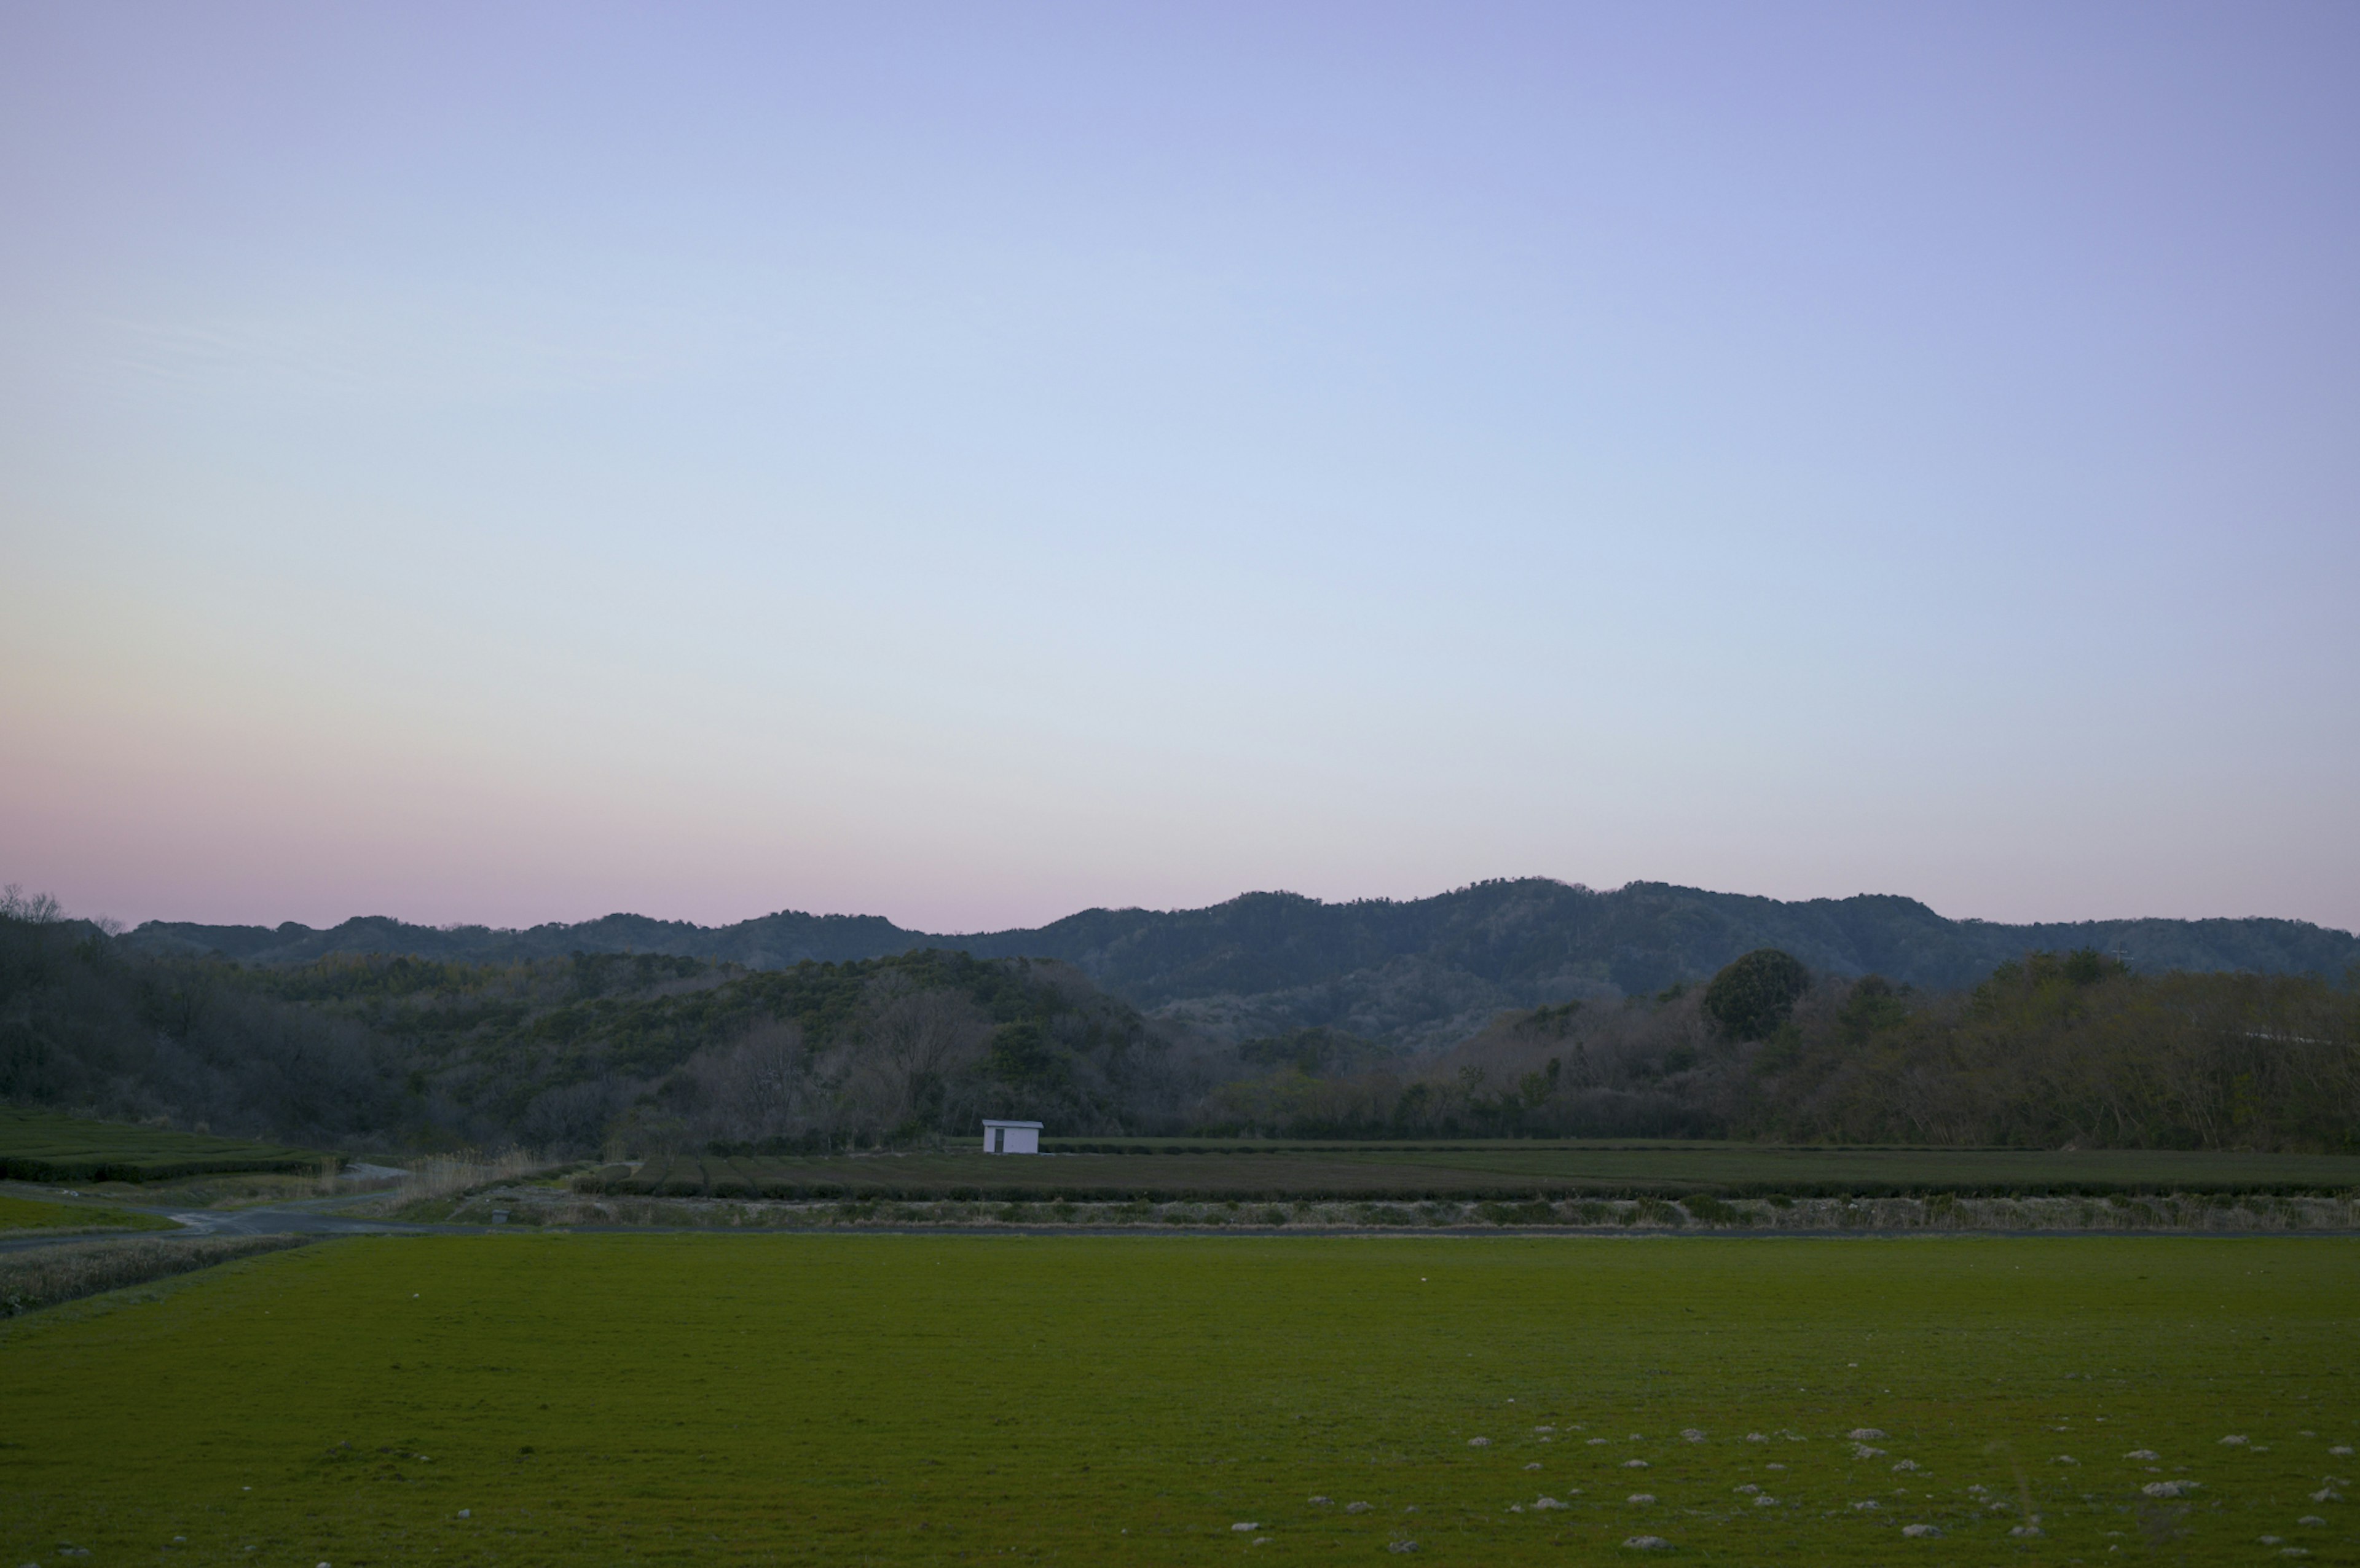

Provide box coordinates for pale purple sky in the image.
[2,2,2356,935]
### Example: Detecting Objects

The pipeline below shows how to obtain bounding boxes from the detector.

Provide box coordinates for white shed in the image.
[980,1119,1042,1154]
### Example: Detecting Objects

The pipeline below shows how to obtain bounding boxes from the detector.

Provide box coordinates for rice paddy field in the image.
[0,1107,323,1183]
[2,1234,2354,1564]
[585,1144,2360,1202]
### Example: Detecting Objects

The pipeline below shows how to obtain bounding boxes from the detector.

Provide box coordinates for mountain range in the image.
[127,879,2360,1053]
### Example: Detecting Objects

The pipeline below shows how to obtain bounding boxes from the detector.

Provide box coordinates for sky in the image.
[2,1,2356,936]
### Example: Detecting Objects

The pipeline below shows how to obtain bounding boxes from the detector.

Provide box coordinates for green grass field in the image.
[0,1106,323,1183]
[0,1190,176,1234]
[2,1234,2354,1564]
[588,1143,2360,1202]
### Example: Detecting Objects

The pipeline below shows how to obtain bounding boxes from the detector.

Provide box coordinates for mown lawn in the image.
[1,1235,2353,1564]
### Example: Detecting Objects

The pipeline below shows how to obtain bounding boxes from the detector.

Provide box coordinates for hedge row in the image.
[569,1168,2359,1204]
[0,1153,328,1184]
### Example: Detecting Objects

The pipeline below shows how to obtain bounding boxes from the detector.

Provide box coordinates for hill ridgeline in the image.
[126,880,2359,1053]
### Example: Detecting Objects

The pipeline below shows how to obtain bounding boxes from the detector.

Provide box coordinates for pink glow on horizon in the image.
[2,3,2354,935]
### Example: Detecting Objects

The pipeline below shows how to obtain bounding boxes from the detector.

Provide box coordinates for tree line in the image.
[0,898,1222,1155]
[1202,947,2360,1151]
[6,880,2355,1154]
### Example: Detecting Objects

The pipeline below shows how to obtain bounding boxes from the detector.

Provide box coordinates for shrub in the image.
[1702,949,1812,1041]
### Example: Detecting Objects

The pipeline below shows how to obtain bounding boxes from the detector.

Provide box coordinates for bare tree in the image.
[684,1018,808,1143]
[857,987,991,1133]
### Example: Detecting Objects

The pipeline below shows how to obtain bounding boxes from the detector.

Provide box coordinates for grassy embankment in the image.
[1,1233,2353,1565]
[0,1191,176,1235]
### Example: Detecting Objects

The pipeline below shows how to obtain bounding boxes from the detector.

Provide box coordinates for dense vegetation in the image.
[126,877,2360,1052]
[1205,949,2360,1151]
[7,893,2356,1156]
[0,908,1219,1154]
[0,904,414,1150]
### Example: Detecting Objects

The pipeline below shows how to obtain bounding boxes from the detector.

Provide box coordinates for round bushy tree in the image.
[1701,948,1811,1041]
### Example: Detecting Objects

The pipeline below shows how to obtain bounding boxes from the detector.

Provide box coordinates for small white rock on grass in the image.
[2222,1435,2250,1446]
[1230,1522,1259,1532]
[1753,1495,1778,1507]
[1744,1433,1768,1443]
[1532,1497,1567,1510]
[1623,1459,1650,1469]
[1621,1535,1670,1551]
[1849,1429,1886,1441]
[1343,1502,1372,1514]
[2142,1481,2198,1498]
[1468,1437,1490,1447]
[1851,1500,1879,1511]
[1626,1493,1655,1505]
[1680,1429,1705,1442]
[1902,1524,1943,1538]
[2299,1516,2327,1526]
[2124,1449,2160,1460]
[2330,1446,2354,1457]
[2010,1525,2044,1538]
[1307,1495,1331,1505]
[1524,1462,1543,1471]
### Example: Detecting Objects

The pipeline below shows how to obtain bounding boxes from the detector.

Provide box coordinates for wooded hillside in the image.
[1,913,1217,1155]
[1206,951,2360,1152]
[11,901,2356,1156]
[125,879,2360,1053]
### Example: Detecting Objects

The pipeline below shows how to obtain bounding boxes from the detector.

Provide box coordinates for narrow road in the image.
[0,1196,484,1253]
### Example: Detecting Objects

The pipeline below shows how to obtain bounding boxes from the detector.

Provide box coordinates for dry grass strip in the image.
[0,1234,310,1316]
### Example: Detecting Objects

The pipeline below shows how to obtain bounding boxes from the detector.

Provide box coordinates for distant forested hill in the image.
[4,916,1210,1152]
[128,880,2360,1053]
